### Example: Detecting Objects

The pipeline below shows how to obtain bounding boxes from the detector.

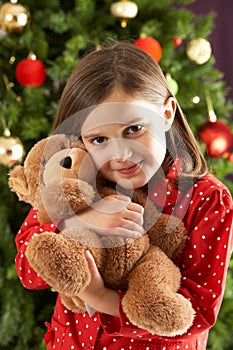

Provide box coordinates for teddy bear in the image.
[9,133,195,336]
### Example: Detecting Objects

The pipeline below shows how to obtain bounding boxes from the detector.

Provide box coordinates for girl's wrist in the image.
[79,286,120,317]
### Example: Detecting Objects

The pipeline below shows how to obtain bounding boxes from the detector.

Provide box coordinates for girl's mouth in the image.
[118,163,140,175]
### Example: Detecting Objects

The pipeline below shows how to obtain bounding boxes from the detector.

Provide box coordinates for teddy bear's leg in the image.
[25,231,103,296]
[121,246,195,337]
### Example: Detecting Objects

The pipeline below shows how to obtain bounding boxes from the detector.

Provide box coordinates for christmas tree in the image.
[0,0,232,349]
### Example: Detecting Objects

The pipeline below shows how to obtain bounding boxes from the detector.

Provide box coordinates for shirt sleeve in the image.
[177,178,233,336]
[15,207,58,290]
[99,177,233,340]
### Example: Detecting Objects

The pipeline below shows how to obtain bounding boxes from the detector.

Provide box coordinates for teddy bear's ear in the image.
[8,165,29,202]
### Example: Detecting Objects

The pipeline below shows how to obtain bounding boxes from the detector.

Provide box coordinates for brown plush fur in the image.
[9,134,195,336]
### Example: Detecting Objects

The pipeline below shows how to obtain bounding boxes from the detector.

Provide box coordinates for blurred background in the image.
[0,1,233,349]
[189,0,233,99]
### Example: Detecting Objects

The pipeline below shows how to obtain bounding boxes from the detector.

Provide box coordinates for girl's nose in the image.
[110,139,133,161]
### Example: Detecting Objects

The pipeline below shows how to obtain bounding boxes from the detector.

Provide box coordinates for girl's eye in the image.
[125,124,143,135]
[92,136,107,145]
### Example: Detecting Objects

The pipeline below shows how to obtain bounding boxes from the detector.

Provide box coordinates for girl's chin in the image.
[115,177,148,190]
[101,171,149,189]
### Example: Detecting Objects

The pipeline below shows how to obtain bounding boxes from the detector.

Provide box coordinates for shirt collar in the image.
[148,158,182,209]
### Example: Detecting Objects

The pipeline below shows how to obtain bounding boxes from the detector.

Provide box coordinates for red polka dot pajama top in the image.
[15,168,233,350]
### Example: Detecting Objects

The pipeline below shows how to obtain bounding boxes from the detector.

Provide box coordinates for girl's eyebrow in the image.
[122,116,144,124]
[82,131,102,140]
[82,117,145,139]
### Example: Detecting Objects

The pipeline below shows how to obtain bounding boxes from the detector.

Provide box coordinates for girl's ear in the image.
[163,97,177,131]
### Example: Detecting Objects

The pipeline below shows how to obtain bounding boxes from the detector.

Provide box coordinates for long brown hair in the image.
[52,41,208,183]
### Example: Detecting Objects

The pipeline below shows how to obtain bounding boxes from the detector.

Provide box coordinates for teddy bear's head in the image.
[9,134,97,222]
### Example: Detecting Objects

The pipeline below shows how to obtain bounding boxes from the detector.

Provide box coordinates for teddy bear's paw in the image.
[122,290,195,337]
[60,294,86,313]
[25,232,91,295]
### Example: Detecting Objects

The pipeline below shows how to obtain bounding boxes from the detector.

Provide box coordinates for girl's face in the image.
[81,90,176,189]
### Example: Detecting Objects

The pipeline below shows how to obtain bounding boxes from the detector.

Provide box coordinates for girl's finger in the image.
[112,227,144,238]
[98,224,144,238]
[85,250,99,277]
[92,195,130,213]
[124,209,144,225]
[121,219,144,234]
[126,201,144,215]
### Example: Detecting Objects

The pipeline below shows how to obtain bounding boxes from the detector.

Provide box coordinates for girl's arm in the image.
[76,250,120,317]
[15,207,58,290]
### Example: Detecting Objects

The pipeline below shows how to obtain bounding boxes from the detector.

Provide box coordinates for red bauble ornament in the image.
[198,120,233,157]
[173,37,183,46]
[15,58,46,87]
[227,152,233,162]
[134,36,162,62]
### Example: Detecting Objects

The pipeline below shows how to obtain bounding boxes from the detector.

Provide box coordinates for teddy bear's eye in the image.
[60,156,72,169]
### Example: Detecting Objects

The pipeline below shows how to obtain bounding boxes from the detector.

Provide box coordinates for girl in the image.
[15,42,233,350]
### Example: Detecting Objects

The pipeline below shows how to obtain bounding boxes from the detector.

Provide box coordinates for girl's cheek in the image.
[87,149,111,174]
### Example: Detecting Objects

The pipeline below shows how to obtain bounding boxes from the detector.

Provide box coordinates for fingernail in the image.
[85,249,91,257]
[134,233,142,238]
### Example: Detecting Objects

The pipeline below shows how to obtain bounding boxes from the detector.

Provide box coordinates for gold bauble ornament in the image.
[0,128,24,167]
[0,1,30,32]
[110,0,138,28]
[186,38,212,65]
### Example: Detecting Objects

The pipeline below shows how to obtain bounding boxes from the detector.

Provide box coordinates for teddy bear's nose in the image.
[60,156,72,169]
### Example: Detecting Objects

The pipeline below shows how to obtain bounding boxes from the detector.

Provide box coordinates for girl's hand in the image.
[60,194,144,239]
[77,250,120,317]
